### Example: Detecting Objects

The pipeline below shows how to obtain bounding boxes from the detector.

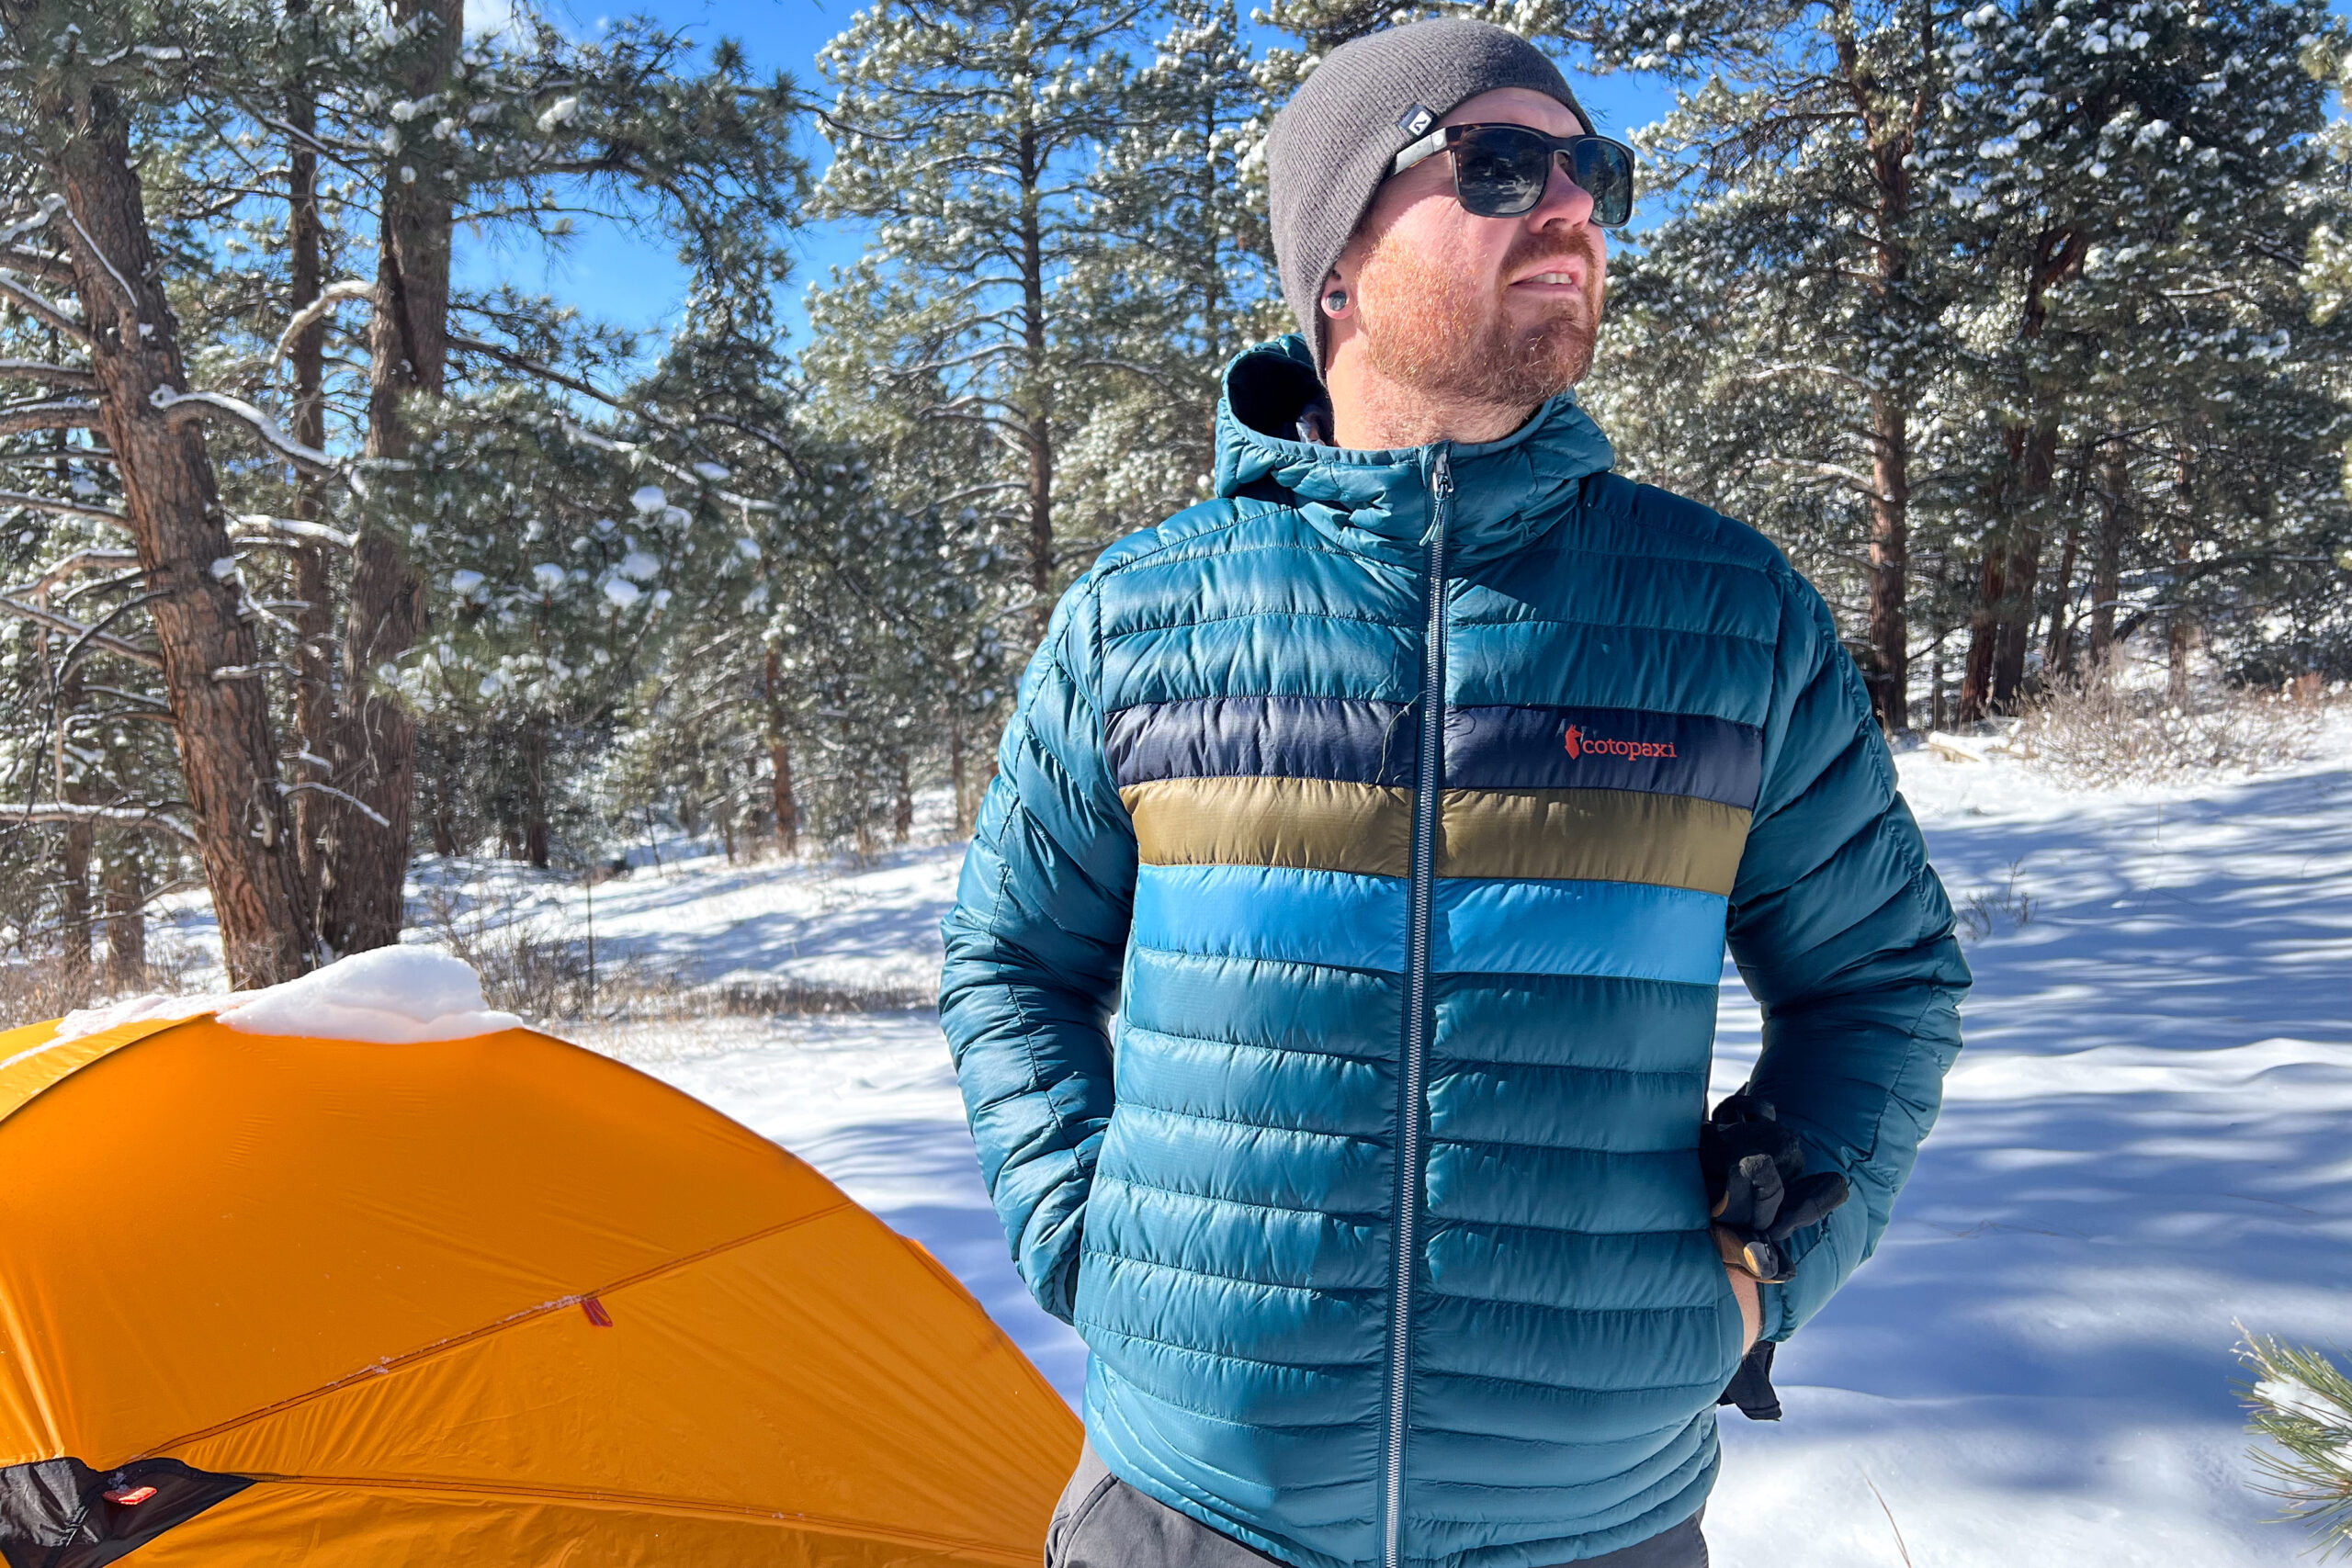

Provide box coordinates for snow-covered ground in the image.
[122,716,2349,1562]
[559,717,2352,1568]
[1704,733,2352,1566]
[148,809,970,1002]
[412,836,965,999]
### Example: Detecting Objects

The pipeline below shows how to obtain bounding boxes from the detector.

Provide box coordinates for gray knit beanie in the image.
[1265,18,1590,374]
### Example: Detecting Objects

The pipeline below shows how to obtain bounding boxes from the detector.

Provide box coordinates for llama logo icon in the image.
[1563,721,1679,761]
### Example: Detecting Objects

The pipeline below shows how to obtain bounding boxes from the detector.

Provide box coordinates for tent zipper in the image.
[1383,444,1453,1568]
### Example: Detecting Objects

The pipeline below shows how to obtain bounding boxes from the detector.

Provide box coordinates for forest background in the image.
[0,0,2347,989]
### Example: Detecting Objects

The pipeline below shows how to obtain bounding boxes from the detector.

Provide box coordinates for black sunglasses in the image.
[1390,123,1635,229]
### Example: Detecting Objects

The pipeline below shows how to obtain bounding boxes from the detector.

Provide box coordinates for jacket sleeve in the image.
[1724,571,1971,1343]
[938,578,1136,1324]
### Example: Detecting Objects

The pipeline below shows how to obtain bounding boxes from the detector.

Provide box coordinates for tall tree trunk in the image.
[2089,440,2127,674]
[1866,394,1910,731]
[58,824,92,1006]
[1969,226,2080,721]
[2166,529,2195,708]
[1990,532,2043,706]
[428,777,459,857]
[763,646,797,855]
[2166,433,2197,706]
[1928,636,1947,731]
[948,706,967,831]
[1989,419,2055,707]
[1019,124,1054,640]
[2041,517,2081,680]
[414,728,458,857]
[1199,94,1224,363]
[104,843,146,991]
[287,0,336,931]
[317,0,459,952]
[1957,542,2004,723]
[6,35,313,984]
[893,753,914,845]
[56,652,92,1004]
[522,715,550,870]
[1841,20,1924,736]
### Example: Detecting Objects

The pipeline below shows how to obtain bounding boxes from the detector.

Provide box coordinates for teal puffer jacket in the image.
[941,337,1969,1568]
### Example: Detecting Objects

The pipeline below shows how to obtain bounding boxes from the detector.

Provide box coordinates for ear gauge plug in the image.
[1322,288,1350,315]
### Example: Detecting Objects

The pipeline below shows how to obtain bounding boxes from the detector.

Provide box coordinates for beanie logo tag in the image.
[1396,105,1437,137]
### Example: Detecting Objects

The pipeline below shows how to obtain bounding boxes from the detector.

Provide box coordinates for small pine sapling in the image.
[2238,1331,2352,1557]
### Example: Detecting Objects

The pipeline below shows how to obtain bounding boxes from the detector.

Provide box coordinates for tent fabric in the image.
[0,1455,254,1568]
[0,1011,1079,1565]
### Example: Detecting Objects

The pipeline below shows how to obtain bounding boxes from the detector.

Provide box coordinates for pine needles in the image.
[2239,1330,2352,1557]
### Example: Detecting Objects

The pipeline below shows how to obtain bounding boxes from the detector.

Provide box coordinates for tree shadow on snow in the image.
[1758,763,2352,1496]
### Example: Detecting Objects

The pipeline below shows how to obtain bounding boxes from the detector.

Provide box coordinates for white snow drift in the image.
[49,946,522,1046]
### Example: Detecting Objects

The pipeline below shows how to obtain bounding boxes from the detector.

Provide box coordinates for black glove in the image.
[1717,1339,1782,1421]
[1700,1091,1849,1285]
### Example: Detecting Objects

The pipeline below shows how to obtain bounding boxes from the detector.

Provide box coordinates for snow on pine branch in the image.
[0,197,62,251]
[0,359,95,389]
[0,273,88,343]
[0,487,127,526]
[5,548,141,597]
[0,593,163,669]
[148,386,334,474]
[261,280,377,381]
[230,513,357,550]
[277,780,391,829]
[0,398,101,438]
[0,802,194,842]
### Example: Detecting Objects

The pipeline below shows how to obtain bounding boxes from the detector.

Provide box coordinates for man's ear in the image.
[1318,245,1365,371]
[1320,265,1354,319]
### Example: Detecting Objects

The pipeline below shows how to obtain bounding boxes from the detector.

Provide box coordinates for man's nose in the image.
[1532,154,1597,230]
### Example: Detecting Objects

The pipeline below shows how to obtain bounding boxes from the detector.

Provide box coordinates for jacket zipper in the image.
[1383,445,1453,1568]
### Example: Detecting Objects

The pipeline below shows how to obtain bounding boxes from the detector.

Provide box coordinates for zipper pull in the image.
[1425,447,1453,548]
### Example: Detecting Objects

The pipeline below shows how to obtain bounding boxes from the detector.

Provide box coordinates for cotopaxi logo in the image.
[1563,724,1679,761]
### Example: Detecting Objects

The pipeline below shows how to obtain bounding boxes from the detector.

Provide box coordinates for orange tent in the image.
[0,1003,1078,1566]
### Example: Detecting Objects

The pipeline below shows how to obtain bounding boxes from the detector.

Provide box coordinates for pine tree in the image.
[1583,0,2350,718]
[1585,0,1960,730]
[0,0,317,984]
[809,0,1142,638]
[1061,0,1280,553]
[2240,1332,2352,1557]
[0,0,810,978]
[1934,0,2350,711]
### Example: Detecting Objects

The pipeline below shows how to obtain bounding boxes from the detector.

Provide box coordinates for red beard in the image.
[1357,223,1603,411]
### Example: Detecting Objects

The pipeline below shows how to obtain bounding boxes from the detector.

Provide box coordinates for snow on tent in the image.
[0,949,1079,1566]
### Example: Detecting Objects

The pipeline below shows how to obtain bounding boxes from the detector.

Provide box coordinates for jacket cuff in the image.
[1023,1222,1087,1324]
[1759,1280,1795,1342]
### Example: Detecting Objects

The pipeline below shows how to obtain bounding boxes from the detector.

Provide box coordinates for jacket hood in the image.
[1211,334,1617,570]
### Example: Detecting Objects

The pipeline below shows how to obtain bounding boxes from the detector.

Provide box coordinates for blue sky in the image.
[453,0,1681,360]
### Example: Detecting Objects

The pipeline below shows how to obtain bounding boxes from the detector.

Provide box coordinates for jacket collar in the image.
[1211,335,1616,570]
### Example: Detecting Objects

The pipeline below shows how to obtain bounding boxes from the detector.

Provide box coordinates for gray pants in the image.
[1046,1446,1708,1568]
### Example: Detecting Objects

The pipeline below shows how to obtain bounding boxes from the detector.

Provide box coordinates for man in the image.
[941,17,1969,1568]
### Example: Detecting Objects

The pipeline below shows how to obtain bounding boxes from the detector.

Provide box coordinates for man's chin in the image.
[1493,322,1595,400]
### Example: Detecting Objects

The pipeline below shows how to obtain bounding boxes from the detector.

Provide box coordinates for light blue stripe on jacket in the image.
[1133,863,1726,985]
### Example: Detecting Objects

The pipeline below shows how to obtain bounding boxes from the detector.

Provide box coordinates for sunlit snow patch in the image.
[51,947,522,1045]
[44,991,233,1045]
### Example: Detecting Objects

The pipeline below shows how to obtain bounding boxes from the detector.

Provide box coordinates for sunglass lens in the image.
[1453,128,1550,218]
[1453,130,1634,225]
[1571,140,1634,227]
